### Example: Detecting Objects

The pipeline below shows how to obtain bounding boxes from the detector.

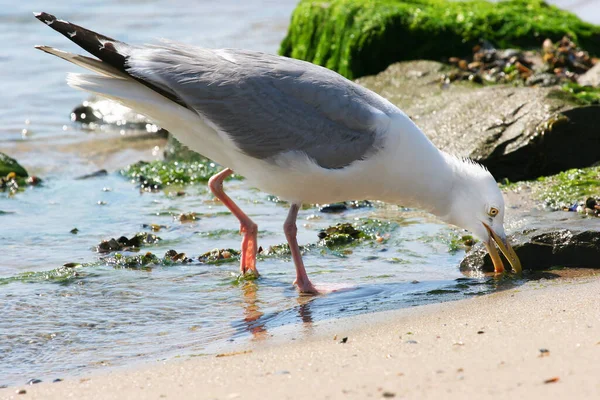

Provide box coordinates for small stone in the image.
[70,228,79,234]
[27,378,42,385]
[76,169,108,180]
[16,389,27,394]
[275,370,290,375]
[52,378,63,383]
[319,203,348,213]
[340,337,348,344]
[382,392,396,398]
[26,176,41,186]
[477,330,484,334]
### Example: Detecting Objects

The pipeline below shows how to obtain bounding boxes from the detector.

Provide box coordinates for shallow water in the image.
[0,0,595,388]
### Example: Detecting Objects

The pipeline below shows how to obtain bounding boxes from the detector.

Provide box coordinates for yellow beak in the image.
[482,223,522,274]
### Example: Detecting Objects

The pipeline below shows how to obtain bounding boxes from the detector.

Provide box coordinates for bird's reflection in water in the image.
[296,294,315,335]
[237,281,317,341]
[240,281,268,341]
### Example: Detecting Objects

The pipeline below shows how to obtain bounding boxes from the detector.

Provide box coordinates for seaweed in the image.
[280,0,600,79]
[120,159,241,189]
[533,166,600,209]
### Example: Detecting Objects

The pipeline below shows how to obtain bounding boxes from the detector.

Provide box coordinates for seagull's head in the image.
[442,157,521,274]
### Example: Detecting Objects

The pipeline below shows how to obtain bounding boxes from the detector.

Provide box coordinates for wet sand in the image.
[7,271,599,400]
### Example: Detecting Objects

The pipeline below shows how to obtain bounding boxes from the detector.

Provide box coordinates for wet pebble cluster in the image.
[564,197,600,217]
[0,172,41,195]
[443,36,597,86]
[96,232,161,253]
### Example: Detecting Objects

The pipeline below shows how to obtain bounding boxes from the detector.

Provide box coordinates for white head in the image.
[441,156,521,273]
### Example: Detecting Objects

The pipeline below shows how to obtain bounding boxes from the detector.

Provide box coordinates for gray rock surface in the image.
[357,61,600,181]
[461,211,600,272]
[578,63,600,87]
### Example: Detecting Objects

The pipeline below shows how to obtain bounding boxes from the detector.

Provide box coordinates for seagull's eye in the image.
[488,207,499,217]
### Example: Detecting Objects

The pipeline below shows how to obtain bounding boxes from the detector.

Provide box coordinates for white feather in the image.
[66,73,233,167]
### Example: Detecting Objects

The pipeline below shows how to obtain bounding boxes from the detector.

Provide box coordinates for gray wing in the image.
[127,43,395,169]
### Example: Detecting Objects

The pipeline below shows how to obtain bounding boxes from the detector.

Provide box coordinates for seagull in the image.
[34,12,521,293]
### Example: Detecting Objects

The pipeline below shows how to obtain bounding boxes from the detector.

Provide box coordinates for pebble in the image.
[16,389,26,395]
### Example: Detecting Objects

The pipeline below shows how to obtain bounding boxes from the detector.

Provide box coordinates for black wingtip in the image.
[34,11,57,25]
[33,10,189,109]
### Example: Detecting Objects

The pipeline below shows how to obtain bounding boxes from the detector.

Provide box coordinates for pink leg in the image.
[284,204,317,294]
[208,168,258,276]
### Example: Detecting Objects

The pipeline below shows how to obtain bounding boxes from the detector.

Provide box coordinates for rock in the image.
[280,0,600,79]
[198,248,240,264]
[96,233,161,253]
[318,223,364,248]
[0,152,28,178]
[461,226,600,272]
[75,169,108,180]
[526,73,561,87]
[578,63,600,87]
[103,250,192,269]
[357,61,600,181]
[319,201,372,213]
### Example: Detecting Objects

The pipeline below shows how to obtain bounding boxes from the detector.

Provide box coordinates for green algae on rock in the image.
[198,248,241,265]
[0,264,84,285]
[318,223,364,248]
[557,82,600,105]
[0,153,28,178]
[532,166,600,210]
[280,0,600,80]
[0,153,35,195]
[120,159,239,190]
[104,250,193,269]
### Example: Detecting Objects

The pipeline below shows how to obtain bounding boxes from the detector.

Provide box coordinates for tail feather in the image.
[35,46,128,79]
[34,12,188,109]
[34,12,129,73]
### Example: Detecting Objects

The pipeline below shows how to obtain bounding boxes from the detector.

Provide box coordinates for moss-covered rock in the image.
[104,250,193,269]
[280,0,600,79]
[120,159,238,189]
[507,165,600,210]
[198,248,240,265]
[0,153,28,178]
[558,82,600,105]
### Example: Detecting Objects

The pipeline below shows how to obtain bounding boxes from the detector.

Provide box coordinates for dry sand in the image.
[5,271,599,400]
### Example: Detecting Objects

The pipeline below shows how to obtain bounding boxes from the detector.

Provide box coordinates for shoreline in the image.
[6,271,599,400]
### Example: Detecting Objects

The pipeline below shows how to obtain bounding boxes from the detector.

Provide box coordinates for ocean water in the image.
[0,0,595,388]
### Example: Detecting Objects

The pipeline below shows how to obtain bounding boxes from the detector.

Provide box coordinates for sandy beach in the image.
[4,270,598,400]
